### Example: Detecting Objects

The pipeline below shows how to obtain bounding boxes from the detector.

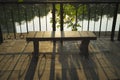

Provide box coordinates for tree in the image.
[0,4,51,33]
[54,3,119,31]
[0,3,119,32]
[55,4,86,31]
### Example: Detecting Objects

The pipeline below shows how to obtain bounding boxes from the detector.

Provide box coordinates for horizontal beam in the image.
[26,37,97,42]
[0,1,120,4]
[0,25,3,44]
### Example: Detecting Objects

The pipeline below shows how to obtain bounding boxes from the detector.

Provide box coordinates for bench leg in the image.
[80,40,90,58]
[33,41,39,57]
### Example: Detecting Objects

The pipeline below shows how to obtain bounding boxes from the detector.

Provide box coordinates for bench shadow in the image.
[57,41,100,80]
[0,54,15,78]
[37,54,47,80]
[25,55,38,80]
[0,53,31,80]
[49,41,56,80]
[57,42,80,80]
[18,54,31,80]
[94,39,120,79]
[80,56,99,80]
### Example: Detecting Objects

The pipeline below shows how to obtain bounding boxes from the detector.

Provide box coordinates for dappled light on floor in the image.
[0,39,120,80]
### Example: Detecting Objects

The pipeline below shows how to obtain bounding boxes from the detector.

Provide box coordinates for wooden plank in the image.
[79,31,89,37]
[27,32,37,38]
[26,31,97,41]
[35,31,44,38]
[26,31,97,39]
[1,38,120,80]
[26,32,37,41]
[55,31,61,38]
[43,31,54,38]
[63,31,80,38]
[87,31,96,38]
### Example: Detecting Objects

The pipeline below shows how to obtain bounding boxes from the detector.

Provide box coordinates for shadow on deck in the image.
[0,38,120,80]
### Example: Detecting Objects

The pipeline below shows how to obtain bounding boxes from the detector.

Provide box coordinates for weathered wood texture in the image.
[26,31,97,57]
[26,31,97,41]
[0,37,120,80]
[2,31,119,40]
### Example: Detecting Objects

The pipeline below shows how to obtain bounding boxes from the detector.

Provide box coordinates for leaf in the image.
[56,25,60,28]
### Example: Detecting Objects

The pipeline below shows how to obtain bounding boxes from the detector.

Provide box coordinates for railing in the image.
[0,1,120,43]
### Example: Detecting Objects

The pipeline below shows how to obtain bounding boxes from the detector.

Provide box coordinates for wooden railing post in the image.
[52,3,56,31]
[99,5,103,37]
[111,3,119,41]
[60,3,63,31]
[118,25,120,41]
[0,25,3,44]
[38,4,41,31]
[25,7,29,33]
[87,4,90,31]
[11,9,16,39]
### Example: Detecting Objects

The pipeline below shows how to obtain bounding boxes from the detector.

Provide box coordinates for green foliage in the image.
[0,4,51,32]
[54,4,119,30]
[55,4,86,30]
[0,3,119,32]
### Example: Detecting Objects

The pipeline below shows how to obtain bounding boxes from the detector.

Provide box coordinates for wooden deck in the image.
[0,36,120,80]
